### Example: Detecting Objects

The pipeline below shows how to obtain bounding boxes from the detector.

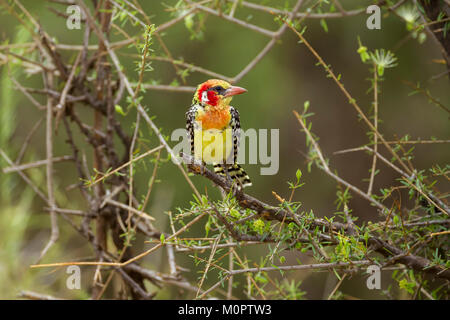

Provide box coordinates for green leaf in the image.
[296,169,302,184]
[399,279,415,294]
[320,19,328,33]
[115,104,126,116]
[304,100,310,112]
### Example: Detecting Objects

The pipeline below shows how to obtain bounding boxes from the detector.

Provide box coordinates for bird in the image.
[186,79,252,188]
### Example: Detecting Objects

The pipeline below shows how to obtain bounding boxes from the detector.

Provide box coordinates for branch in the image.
[38,71,59,262]
[181,153,450,281]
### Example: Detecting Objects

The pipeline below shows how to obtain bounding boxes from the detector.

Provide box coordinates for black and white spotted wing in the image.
[186,104,200,156]
[229,106,241,164]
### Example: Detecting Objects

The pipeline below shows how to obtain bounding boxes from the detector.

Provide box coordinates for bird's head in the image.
[193,79,247,108]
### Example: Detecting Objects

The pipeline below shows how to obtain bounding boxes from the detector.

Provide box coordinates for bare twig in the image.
[367,64,378,195]
[18,291,62,300]
[3,156,73,173]
[38,72,59,263]
[54,51,82,133]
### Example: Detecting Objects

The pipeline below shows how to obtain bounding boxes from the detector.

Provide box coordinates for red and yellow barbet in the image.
[186,79,252,188]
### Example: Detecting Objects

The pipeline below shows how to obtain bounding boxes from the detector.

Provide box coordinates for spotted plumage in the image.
[186,79,251,188]
[186,104,199,156]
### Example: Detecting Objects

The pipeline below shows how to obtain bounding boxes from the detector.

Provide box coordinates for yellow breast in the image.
[194,127,233,164]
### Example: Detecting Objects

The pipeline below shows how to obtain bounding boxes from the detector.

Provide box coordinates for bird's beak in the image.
[223,86,247,97]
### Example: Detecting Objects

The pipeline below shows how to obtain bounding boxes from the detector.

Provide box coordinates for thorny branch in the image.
[181,153,450,281]
[1,0,449,300]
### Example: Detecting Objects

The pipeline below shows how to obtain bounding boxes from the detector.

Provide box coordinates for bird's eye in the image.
[214,86,223,92]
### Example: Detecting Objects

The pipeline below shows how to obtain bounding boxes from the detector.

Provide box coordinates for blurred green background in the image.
[0,0,449,299]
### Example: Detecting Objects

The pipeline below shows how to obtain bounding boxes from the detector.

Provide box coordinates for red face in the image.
[198,83,220,106]
[196,81,247,107]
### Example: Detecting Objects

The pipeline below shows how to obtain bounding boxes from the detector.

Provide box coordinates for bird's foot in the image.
[200,161,207,175]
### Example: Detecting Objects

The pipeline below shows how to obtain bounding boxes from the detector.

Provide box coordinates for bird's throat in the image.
[197,106,231,130]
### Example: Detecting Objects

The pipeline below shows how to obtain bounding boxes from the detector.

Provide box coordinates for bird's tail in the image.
[213,163,252,188]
